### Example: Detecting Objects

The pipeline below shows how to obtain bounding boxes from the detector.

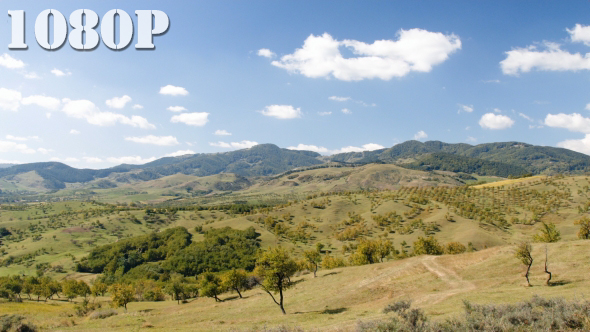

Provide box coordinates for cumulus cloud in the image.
[479,113,515,130]
[287,144,330,154]
[500,25,590,75]
[165,150,195,157]
[70,129,80,135]
[125,135,179,146]
[318,111,332,116]
[0,140,35,154]
[106,156,157,165]
[332,143,385,154]
[466,136,477,143]
[24,72,41,80]
[0,54,25,69]
[132,104,144,110]
[257,48,276,58]
[341,108,352,114]
[269,30,461,81]
[568,24,590,46]
[37,148,53,154]
[83,157,103,163]
[21,95,61,110]
[51,68,70,77]
[61,99,156,129]
[159,85,189,96]
[6,135,38,142]
[458,104,473,114]
[170,112,209,126]
[167,106,187,112]
[106,95,132,109]
[259,105,302,119]
[329,96,351,102]
[414,130,428,140]
[0,88,22,111]
[209,141,259,149]
[545,113,590,155]
[214,130,232,136]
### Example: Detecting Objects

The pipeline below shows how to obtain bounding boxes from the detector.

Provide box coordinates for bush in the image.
[413,236,443,256]
[0,314,36,332]
[88,309,118,320]
[444,242,466,255]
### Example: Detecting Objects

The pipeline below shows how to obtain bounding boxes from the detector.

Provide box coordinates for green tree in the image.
[61,280,79,302]
[533,222,561,243]
[515,242,534,287]
[444,242,467,255]
[254,247,298,315]
[199,272,224,302]
[164,275,186,304]
[91,281,108,298]
[221,269,248,298]
[303,249,322,277]
[413,236,443,256]
[575,217,590,239]
[76,281,91,299]
[110,283,135,310]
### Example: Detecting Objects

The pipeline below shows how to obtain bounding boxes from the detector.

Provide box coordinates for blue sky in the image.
[2,1,590,168]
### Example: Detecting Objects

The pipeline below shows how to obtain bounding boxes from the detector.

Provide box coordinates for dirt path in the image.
[415,255,476,305]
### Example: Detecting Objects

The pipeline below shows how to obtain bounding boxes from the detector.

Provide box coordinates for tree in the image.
[61,280,79,302]
[165,276,186,304]
[413,236,443,256]
[77,281,91,299]
[199,272,224,302]
[444,242,466,255]
[544,245,552,286]
[515,242,534,287]
[575,217,590,239]
[533,222,561,243]
[303,249,322,277]
[110,283,135,310]
[221,269,248,298]
[254,247,298,315]
[91,281,108,298]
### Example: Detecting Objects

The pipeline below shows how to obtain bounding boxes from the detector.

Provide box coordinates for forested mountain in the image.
[329,141,590,174]
[0,164,15,169]
[1,141,589,190]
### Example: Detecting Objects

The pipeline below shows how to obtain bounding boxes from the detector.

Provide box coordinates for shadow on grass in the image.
[323,271,341,277]
[549,279,571,286]
[321,307,347,315]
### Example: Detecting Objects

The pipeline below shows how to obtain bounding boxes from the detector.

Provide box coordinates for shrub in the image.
[413,236,443,256]
[0,314,36,332]
[444,242,466,255]
[322,255,347,269]
[533,222,561,243]
[88,309,118,320]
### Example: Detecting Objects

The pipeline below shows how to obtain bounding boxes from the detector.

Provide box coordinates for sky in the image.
[2,1,590,168]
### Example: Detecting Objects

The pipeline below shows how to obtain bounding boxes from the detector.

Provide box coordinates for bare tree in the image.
[544,245,552,286]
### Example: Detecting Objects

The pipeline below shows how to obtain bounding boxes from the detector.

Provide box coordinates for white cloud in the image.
[70,129,80,135]
[585,103,590,111]
[466,136,477,143]
[61,99,156,129]
[493,108,503,113]
[341,108,352,114]
[414,130,428,140]
[209,141,259,149]
[257,48,276,58]
[6,135,38,142]
[0,159,20,164]
[0,140,35,154]
[270,30,461,81]
[165,150,195,157]
[556,135,590,155]
[259,105,302,119]
[37,148,53,154]
[458,104,473,114]
[287,144,330,154]
[482,79,500,83]
[51,68,70,77]
[105,95,132,109]
[125,135,179,146]
[329,96,351,102]
[318,111,332,116]
[0,54,25,69]
[46,113,51,119]
[519,112,533,122]
[167,106,187,112]
[214,129,232,136]
[159,85,189,96]
[21,95,61,110]
[106,156,157,165]
[83,157,103,163]
[24,72,41,79]
[170,112,209,126]
[333,143,385,154]
[479,113,515,130]
[544,113,590,133]
[568,24,590,46]
[132,104,144,110]
[0,88,22,111]
[501,35,590,75]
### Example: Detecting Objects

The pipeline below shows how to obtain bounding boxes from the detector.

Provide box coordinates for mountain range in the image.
[1,141,589,190]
